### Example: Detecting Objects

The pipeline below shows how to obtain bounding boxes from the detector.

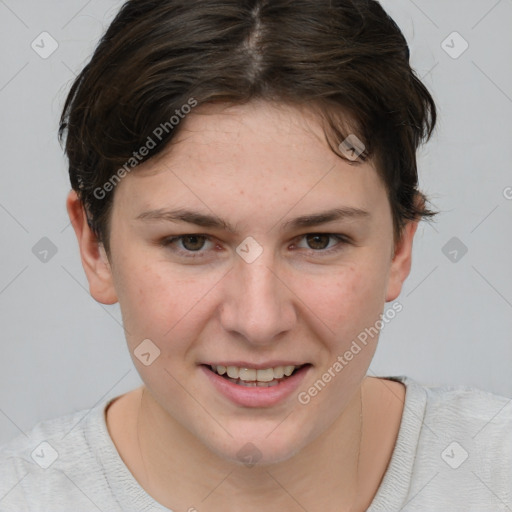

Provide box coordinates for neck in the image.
[134,383,366,512]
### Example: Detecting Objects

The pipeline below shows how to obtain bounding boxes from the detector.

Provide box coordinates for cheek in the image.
[112,259,171,343]
[305,261,388,335]
[114,258,217,349]
[113,245,390,360]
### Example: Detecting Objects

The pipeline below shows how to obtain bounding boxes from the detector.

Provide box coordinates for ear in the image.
[385,218,419,302]
[66,190,118,305]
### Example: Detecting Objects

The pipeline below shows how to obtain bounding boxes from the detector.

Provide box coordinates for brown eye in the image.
[305,234,331,250]
[293,233,350,255]
[180,235,207,251]
[161,234,215,258]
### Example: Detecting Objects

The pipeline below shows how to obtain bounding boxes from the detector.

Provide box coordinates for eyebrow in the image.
[135,207,370,233]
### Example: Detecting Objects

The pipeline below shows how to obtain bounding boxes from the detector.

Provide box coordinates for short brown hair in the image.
[59,0,437,257]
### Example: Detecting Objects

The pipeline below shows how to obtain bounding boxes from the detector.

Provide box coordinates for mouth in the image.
[200,362,312,407]
[202,363,310,387]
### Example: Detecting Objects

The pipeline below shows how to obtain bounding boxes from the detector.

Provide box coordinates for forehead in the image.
[113,101,387,221]
[163,100,362,167]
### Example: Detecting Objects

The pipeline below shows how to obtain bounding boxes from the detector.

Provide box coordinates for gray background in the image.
[0,0,511,445]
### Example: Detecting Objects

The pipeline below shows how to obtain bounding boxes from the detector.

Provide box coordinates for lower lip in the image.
[200,364,311,408]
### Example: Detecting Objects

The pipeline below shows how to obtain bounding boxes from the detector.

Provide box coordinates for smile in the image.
[209,364,305,386]
[201,363,312,407]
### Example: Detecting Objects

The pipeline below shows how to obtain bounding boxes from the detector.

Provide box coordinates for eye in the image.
[161,234,215,258]
[161,233,351,259]
[293,233,350,254]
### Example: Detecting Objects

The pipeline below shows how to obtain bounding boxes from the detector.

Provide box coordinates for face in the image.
[69,100,416,466]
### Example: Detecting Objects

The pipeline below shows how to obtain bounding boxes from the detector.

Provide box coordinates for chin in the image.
[206,432,308,468]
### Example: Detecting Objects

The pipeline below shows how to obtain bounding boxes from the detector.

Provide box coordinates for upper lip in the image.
[202,361,310,369]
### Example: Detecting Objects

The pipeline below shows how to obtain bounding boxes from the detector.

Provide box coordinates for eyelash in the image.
[160,233,351,259]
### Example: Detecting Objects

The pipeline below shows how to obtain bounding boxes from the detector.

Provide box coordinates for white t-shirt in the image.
[1,375,511,511]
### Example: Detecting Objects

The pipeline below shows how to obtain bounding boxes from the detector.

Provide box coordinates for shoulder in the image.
[370,376,512,511]
[409,377,511,509]
[0,399,120,512]
[420,379,512,444]
[389,375,512,440]
[425,380,512,466]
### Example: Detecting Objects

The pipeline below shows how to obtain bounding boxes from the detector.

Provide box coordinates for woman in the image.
[1,1,510,510]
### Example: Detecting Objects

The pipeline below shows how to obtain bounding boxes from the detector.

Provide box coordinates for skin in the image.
[67,100,417,511]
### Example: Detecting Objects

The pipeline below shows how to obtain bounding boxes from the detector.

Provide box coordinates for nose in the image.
[219,252,297,346]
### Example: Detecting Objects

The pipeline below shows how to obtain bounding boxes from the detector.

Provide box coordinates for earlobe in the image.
[66,190,118,305]
[385,219,419,302]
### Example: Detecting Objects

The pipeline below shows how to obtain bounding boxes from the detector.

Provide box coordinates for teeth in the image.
[226,366,239,379]
[283,365,295,377]
[239,368,256,381]
[213,365,301,382]
[273,366,285,378]
[256,368,274,382]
